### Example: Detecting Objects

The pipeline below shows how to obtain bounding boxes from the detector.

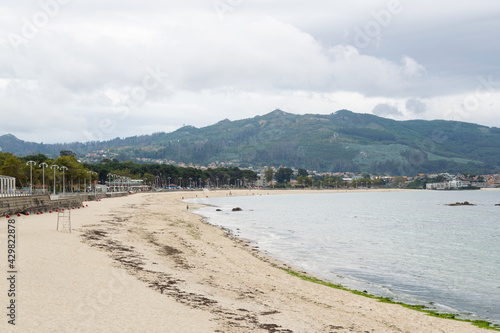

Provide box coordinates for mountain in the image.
[2,110,500,175]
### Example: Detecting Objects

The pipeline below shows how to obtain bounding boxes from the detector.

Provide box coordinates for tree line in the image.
[0,151,258,192]
[85,158,258,188]
[0,151,96,192]
[265,167,387,188]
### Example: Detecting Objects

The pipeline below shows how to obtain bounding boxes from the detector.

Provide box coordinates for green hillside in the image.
[2,110,500,175]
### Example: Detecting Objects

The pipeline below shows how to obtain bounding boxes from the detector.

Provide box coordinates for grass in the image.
[279,267,500,331]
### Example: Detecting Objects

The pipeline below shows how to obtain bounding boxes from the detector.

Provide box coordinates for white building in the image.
[426,179,469,190]
[255,174,268,187]
[0,175,16,197]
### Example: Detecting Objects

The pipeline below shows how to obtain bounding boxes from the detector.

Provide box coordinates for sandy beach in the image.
[0,189,492,332]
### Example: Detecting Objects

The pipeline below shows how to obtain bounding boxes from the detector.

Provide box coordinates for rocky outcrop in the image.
[447,201,475,206]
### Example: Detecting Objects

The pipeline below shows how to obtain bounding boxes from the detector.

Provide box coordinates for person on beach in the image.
[186,205,189,210]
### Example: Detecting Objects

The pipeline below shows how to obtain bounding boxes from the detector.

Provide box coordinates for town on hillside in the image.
[2,148,500,198]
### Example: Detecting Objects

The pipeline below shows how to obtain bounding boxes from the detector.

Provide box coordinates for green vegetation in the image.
[2,110,500,175]
[85,159,257,187]
[406,173,485,190]
[279,267,500,331]
[0,151,257,190]
[274,167,293,184]
[0,151,96,191]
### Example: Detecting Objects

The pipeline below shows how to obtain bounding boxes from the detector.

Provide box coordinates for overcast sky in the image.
[1,1,499,143]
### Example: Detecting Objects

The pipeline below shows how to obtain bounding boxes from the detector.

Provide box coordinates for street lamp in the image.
[39,162,48,194]
[178,177,182,188]
[189,177,192,189]
[87,171,96,195]
[167,177,171,189]
[50,164,59,195]
[107,173,114,192]
[216,177,219,189]
[108,173,116,193]
[60,166,68,194]
[110,174,114,192]
[26,160,36,194]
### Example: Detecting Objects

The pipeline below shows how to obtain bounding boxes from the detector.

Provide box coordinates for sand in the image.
[0,189,492,332]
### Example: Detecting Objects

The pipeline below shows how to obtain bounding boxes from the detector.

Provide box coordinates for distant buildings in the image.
[255,174,268,187]
[426,180,468,190]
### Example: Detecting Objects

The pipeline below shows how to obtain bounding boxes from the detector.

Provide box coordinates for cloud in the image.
[372,103,402,117]
[401,57,425,76]
[1,1,499,143]
[406,98,427,114]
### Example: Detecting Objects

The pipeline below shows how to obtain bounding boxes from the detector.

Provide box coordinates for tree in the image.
[0,153,27,187]
[54,156,92,192]
[20,154,49,164]
[275,167,293,184]
[392,176,407,188]
[297,168,308,178]
[264,168,274,184]
[143,173,156,186]
[60,150,76,158]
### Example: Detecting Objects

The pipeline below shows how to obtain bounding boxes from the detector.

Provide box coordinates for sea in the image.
[188,190,500,325]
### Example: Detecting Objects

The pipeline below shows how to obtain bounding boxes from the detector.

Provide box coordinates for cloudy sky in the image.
[1,1,499,143]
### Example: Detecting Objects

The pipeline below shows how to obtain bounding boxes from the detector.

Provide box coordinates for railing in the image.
[0,191,32,198]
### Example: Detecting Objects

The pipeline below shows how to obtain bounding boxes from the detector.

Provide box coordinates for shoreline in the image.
[1,189,497,332]
[188,189,500,330]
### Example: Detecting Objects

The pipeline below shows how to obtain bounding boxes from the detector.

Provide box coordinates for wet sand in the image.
[0,189,492,332]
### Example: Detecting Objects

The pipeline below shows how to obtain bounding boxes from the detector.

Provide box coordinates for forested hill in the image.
[2,109,500,175]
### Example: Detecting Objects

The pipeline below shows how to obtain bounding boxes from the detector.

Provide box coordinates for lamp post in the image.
[216,177,219,189]
[107,173,114,192]
[87,171,96,195]
[50,164,59,195]
[60,166,68,194]
[108,173,115,193]
[26,160,36,194]
[39,162,48,194]
[178,177,182,189]
[198,178,202,188]
[110,174,115,192]
[167,177,171,189]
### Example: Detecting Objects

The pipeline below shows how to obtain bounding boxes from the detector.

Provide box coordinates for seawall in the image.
[0,194,98,216]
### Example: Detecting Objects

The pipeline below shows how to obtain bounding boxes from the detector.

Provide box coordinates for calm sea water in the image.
[189,190,500,325]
